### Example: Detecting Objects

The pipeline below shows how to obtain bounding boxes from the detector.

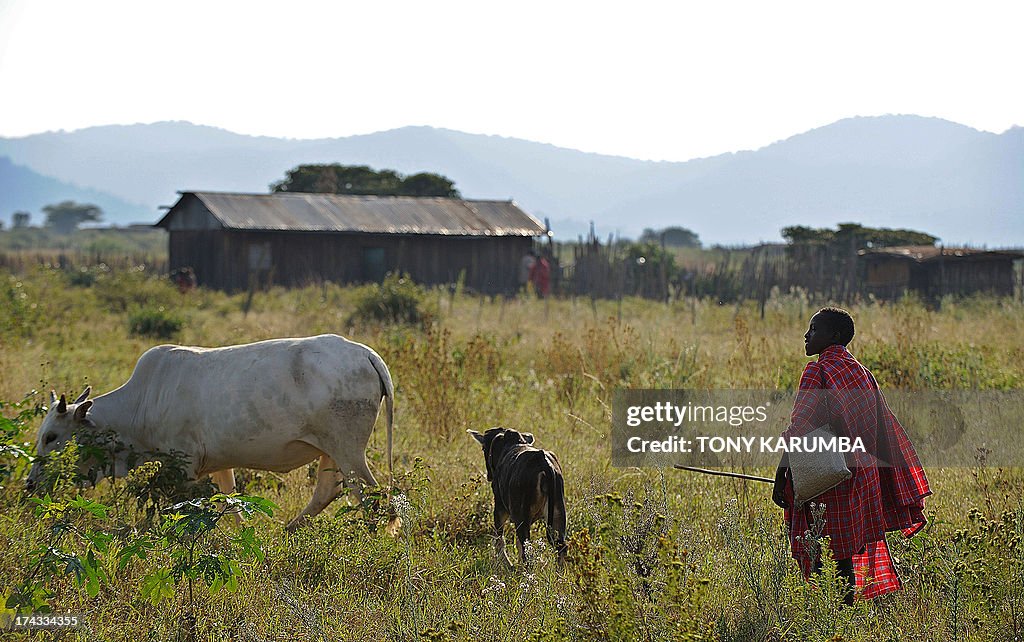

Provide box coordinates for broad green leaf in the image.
[140,570,174,606]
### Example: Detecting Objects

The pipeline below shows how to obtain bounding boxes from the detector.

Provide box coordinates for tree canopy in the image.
[638,226,701,248]
[781,223,938,248]
[270,164,460,198]
[42,201,103,234]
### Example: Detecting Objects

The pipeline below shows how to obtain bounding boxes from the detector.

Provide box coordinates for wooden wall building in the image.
[859,245,1023,300]
[156,192,547,293]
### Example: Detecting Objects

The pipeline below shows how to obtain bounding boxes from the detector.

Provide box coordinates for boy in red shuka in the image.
[772,307,931,603]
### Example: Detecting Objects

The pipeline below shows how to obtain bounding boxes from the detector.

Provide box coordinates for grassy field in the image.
[1,264,1023,641]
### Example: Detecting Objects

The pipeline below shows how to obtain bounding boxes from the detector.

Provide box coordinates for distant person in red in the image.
[772,307,931,604]
[529,252,551,298]
[518,250,536,296]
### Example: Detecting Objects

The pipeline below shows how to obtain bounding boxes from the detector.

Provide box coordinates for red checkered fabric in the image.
[782,344,931,600]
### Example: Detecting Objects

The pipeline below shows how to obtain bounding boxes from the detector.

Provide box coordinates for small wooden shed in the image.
[859,245,1023,299]
[155,191,547,292]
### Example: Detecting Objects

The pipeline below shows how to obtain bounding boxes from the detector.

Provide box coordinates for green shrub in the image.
[128,305,184,339]
[348,272,433,325]
[64,264,110,287]
[123,451,216,523]
[94,266,177,313]
[1,274,43,338]
[0,393,44,489]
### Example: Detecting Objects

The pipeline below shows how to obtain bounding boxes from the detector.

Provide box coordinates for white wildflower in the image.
[482,575,506,595]
[390,493,412,518]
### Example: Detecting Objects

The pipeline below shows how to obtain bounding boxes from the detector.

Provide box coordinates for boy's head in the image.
[804,307,855,356]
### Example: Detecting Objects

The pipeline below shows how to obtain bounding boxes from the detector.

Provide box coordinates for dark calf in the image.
[469,427,567,566]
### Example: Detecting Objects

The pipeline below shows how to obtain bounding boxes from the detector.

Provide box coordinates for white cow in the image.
[26,334,394,530]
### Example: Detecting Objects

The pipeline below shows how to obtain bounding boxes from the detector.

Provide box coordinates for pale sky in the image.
[0,0,1021,161]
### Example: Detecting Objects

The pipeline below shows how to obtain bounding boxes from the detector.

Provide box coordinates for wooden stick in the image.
[673,465,774,483]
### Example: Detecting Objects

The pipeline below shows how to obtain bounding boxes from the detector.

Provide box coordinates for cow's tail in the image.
[544,453,567,559]
[367,350,395,479]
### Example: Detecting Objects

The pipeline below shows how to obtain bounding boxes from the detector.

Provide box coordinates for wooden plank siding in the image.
[928,257,1015,298]
[168,229,533,293]
[861,255,1018,300]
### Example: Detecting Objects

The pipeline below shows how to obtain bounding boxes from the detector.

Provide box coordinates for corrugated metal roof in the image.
[159,191,547,236]
[858,245,1024,262]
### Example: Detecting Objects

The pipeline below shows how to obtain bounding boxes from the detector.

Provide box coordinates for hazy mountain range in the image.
[1,115,1020,245]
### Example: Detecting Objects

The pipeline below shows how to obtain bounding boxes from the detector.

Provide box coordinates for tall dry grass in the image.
[1,265,1023,640]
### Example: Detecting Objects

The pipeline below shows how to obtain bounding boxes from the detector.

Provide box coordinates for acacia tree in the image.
[781,223,938,248]
[270,164,460,198]
[43,201,103,234]
[398,172,460,197]
[639,226,701,248]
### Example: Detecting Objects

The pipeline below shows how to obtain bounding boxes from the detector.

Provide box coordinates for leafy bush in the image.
[94,266,178,313]
[859,340,1020,390]
[1,275,43,339]
[128,305,184,339]
[6,494,115,612]
[135,494,275,607]
[621,241,678,300]
[0,393,43,489]
[5,489,274,629]
[348,273,433,325]
[123,452,217,523]
[64,263,111,287]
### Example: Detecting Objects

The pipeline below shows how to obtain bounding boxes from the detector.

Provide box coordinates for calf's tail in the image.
[544,455,567,554]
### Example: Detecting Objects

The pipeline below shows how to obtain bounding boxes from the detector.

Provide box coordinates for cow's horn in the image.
[74,387,91,404]
[50,390,57,406]
[56,394,67,414]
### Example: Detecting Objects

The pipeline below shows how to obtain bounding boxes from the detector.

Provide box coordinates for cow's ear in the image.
[522,432,535,444]
[74,386,91,404]
[468,430,485,444]
[74,400,93,422]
